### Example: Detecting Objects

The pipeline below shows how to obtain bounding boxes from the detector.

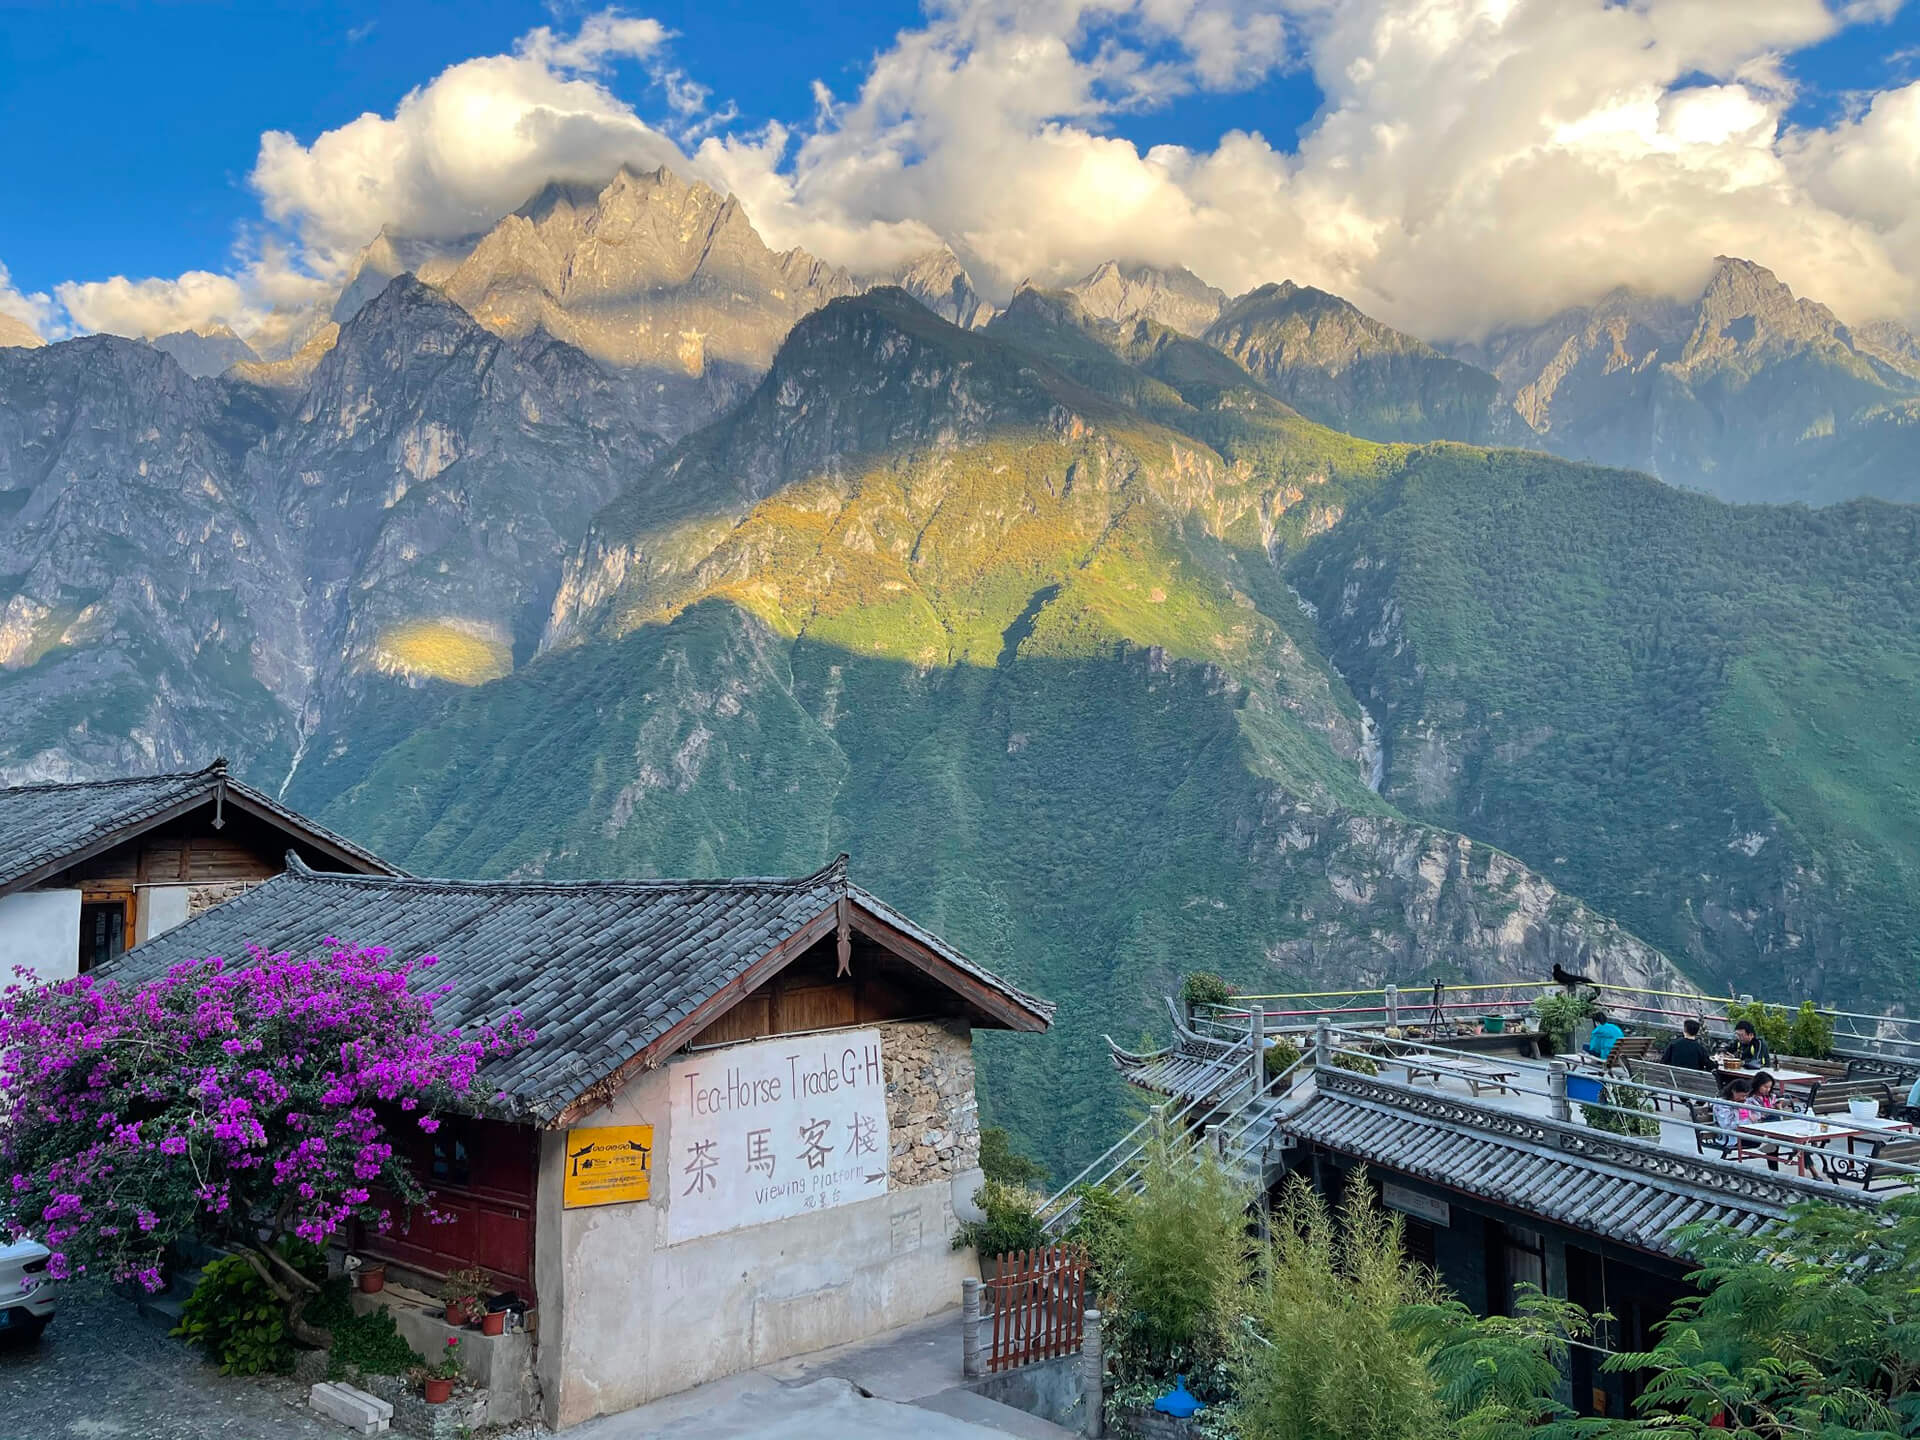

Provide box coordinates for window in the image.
[1501,1223,1546,1311]
[79,896,132,972]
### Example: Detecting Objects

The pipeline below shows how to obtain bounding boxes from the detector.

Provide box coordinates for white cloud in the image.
[41,0,1920,344]
[0,262,55,339]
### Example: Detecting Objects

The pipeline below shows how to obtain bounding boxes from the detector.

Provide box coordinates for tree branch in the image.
[237,1246,331,1351]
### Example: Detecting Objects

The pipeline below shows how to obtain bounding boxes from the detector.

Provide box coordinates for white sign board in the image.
[666,1029,890,1244]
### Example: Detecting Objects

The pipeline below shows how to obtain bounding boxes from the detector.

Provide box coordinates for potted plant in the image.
[354,1258,386,1294]
[1180,971,1236,1019]
[439,1266,491,1327]
[480,1304,507,1337]
[952,1180,1045,1279]
[420,1336,463,1404]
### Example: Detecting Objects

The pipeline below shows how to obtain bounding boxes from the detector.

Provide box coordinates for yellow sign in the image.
[562,1125,654,1208]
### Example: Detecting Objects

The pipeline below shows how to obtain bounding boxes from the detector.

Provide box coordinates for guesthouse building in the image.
[0,759,399,980]
[109,854,1052,1429]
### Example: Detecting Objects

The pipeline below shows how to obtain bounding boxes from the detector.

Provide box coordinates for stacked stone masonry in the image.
[884,1019,980,1187]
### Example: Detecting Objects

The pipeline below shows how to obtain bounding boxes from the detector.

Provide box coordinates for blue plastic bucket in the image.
[1566,1073,1604,1106]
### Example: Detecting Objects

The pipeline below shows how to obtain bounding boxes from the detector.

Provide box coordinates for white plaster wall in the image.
[137,885,190,943]
[536,1023,978,1429]
[0,889,79,983]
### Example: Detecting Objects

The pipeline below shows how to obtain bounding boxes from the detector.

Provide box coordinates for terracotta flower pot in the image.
[480,1310,505,1337]
[356,1265,386,1294]
[423,1377,452,1405]
[444,1299,472,1327]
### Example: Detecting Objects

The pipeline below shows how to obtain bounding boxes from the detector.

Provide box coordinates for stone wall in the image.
[187,881,254,916]
[883,1019,979,1187]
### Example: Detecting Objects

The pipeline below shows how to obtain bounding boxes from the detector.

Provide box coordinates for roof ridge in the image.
[280,852,851,897]
[0,767,214,797]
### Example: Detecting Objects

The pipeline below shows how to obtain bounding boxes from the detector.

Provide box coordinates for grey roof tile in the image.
[0,760,397,890]
[99,853,1051,1125]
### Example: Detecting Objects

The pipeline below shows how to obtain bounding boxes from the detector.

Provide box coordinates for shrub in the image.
[952,1179,1046,1257]
[1332,1050,1380,1077]
[1785,1002,1836,1060]
[1240,1174,1440,1440]
[1265,1037,1304,1080]
[1064,1183,1133,1295]
[304,1282,424,1379]
[1534,992,1596,1054]
[1182,972,1237,1011]
[1104,1120,1250,1390]
[173,1239,326,1375]
[1581,1083,1660,1138]
[1725,1000,1792,1055]
[979,1126,1048,1189]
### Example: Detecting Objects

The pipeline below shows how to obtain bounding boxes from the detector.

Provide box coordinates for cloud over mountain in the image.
[47,0,1920,344]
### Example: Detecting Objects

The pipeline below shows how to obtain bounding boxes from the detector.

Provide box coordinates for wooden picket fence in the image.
[986,1244,1087,1373]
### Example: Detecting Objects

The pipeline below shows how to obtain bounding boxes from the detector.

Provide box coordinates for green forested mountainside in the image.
[307,295,1699,1175]
[1291,450,1920,1006]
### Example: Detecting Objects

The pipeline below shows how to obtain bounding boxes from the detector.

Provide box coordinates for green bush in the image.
[301,1279,424,1379]
[1332,1050,1380,1077]
[1064,1183,1133,1295]
[1264,1037,1304,1079]
[1580,1082,1660,1138]
[953,1179,1047,1257]
[1785,1001,1836,1060]
[174,1256,300,1375]
[1104,1121,1250,1388]
[1534,992,1596,1054]
[1182,972,1237,1011]
[979,1126,1048,1189]
[1725,1000,1792,1055]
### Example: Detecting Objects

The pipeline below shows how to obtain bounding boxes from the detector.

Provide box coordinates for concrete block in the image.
[310,1381,392,1433]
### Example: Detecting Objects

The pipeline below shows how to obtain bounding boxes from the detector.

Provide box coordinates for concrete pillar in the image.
[1081,1309,1104,1438]
[1549,1061,1571,1123]
[1385,984,1400,1030]
[962,1277,983,1380]
[1314,1017,1332,1071]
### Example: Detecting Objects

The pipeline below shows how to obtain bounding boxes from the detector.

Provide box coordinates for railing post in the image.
[962,1276,983,1379]
[1081,1308,1104,1437]
[1314,1017,1332,1071]
[1549,1061,1571,1123]
[1385,983,1400,1030]
[1249,1004,1266,1092]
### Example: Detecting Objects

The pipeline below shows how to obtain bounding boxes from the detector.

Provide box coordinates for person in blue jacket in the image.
[1585,1010,1626,1061]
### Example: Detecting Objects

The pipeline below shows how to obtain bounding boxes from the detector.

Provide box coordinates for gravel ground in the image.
[0,1282,361,1440]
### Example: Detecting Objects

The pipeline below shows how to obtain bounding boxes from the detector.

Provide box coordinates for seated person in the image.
[1731,1020,1773,1068]
[1584,1010,1626,1061]
[1903,1074,1920,1124]
[1748,1071,1792,1114]
[1710,1078,1755,1154]
[1660,1018,1713,1071]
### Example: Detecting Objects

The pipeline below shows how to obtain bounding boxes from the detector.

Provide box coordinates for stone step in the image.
[135,1266,204,1332]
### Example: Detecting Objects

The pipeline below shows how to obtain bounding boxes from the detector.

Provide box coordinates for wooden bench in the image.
[1397,1055,1522,1098]
[1630,1059,1717,1110]
[1810,1079,1895,1113]
[1778,1054,1848,1080]
[1856,1137,1920,1193]
[1605,1036,1656,1072]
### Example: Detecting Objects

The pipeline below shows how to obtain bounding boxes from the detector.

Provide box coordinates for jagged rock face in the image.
[0,338,298,781]
[887,248,993,329]
[433,167,861,439]
[1205,282,1520,445]
[0,276,663,793]
[1065,260,1226,337]
[149,327,261,379]
[1460,258,1920,503]
[0,313,44,350]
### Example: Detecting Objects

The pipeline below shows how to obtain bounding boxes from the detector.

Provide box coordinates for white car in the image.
[0,1239,56,1340]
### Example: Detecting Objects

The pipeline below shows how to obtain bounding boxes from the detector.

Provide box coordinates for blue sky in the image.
[4,0,1918,343]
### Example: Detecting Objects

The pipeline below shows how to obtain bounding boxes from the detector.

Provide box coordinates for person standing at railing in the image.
[1584,1010,1625,1062]
[1661,1018,1713,1071]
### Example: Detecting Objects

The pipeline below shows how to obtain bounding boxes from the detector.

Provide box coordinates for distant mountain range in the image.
[4,166,1916,1171]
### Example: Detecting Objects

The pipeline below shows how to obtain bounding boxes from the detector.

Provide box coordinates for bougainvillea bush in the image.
[0,946,531,1342]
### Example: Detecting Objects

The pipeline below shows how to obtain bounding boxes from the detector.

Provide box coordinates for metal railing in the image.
[1314,1023,1920,1194]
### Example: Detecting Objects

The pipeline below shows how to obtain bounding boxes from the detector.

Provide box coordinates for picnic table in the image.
[1736,1114,1918,1178]
[1397,1054,1521,1098]
[1713,1060,1825,1090]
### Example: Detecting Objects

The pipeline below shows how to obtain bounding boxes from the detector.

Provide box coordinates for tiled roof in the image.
[1283,1069,1871,1259]
[1107,998,1249,1102]
[101,855,1052,1125]
[0,760,397,892]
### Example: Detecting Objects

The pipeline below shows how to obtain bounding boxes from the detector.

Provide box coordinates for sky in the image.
[2,0,1917,348]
